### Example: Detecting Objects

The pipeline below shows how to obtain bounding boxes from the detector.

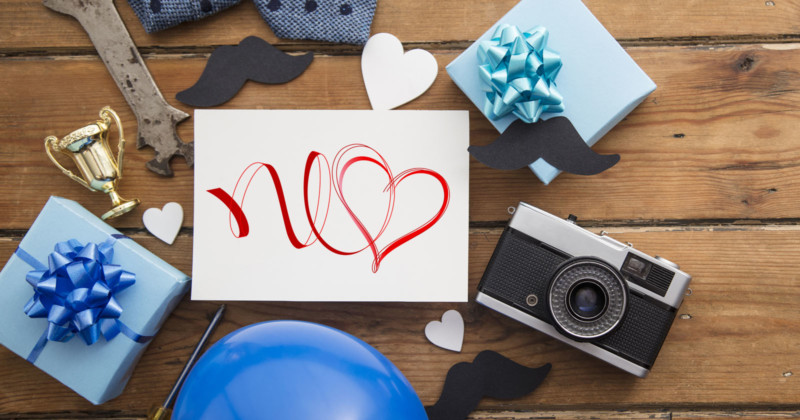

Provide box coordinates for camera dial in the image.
[655,255,680,270]
[547,258,628,341]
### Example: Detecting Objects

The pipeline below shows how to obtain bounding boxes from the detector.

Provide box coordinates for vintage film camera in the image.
[476,202,691,377]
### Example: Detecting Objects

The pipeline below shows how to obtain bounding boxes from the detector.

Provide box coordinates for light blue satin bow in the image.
[478,24,564,123]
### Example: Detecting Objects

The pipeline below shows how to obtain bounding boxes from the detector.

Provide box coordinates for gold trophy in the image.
[45,107,140,220]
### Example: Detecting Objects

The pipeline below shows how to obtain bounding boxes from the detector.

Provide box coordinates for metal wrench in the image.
[43,0,193,177]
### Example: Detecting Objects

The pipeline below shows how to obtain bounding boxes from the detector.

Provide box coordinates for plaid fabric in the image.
[127,0,242,33]
[127,0,377,45]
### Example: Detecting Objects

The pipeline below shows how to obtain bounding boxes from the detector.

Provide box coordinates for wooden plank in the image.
[2,411,798,420]
[468,412,670,420]
[1,44,800,228]
[2,411,798,419]
[473,412,800,420]
[0,417,143,420]
[673,411,800,419]
[0,228,798,414]
[2,0,799,51]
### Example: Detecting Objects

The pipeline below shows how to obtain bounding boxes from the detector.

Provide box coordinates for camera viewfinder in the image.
[622,255,651,280]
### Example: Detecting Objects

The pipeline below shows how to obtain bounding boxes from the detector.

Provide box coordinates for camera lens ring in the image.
[547,258,628,341]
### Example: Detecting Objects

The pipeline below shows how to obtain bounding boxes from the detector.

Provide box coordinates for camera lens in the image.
[567,281,606,320]
[548,259,628,341]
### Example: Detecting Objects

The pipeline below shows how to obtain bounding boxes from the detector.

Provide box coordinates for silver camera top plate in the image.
[508,202,692,309]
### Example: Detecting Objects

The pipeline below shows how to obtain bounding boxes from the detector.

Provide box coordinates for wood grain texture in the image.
[1,44,799,228]
[1,0,799,52]
[481,413,800,420]
[673,412,800,419]
[2,411,798,419]
[474,412,800,420]
[2,0,800,417]
[0,228,798,415]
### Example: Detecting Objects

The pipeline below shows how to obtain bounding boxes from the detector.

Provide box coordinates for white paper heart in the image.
[425,309,464,352]
[143,202,184,245]
[361,33,438,110]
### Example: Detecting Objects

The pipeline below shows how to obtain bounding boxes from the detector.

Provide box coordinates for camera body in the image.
[476,202,691,377]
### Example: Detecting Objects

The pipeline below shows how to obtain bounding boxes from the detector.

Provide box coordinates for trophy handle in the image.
[44,135,93,191]
[100,106,126,180]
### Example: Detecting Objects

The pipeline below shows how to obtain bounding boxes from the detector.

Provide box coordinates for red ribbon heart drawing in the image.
[208,144,450,272]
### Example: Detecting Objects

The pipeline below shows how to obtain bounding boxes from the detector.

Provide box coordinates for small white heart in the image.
[425,309,464,352]
[361,33,438,110]
[142,202,184,245]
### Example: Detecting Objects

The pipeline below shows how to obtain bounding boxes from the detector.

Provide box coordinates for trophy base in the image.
[101,199,140,220]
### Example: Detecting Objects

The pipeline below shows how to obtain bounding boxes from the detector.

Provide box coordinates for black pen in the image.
[148,304,226,420]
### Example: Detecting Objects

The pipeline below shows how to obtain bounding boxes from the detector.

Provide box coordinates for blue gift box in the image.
[446,0,656,184]
[0,196,190,404]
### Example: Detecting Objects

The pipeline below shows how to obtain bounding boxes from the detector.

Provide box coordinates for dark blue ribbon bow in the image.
[17,235,152,363]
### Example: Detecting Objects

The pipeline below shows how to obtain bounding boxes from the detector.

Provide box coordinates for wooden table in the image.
[2,0,799,418]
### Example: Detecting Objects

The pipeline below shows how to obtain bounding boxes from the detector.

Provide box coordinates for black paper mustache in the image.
[468,117,620,175]
[176,36,314,107]
[425,350,551,420]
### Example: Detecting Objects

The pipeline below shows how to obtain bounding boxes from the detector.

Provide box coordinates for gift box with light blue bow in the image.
[0,196,190,404]
[446,0,656,184]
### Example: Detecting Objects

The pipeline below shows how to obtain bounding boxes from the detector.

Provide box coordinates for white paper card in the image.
[193,110,469,302]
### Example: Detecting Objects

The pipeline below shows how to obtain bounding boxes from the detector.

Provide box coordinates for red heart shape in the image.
[330,145,395,256]
[302,147,395,256]
[335,151,450,273]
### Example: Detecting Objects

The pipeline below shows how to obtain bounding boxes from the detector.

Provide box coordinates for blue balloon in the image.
[172,320,428,420]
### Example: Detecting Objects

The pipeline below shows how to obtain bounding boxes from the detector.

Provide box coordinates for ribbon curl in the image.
[19,236,150,363]
[477,24,564,123]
